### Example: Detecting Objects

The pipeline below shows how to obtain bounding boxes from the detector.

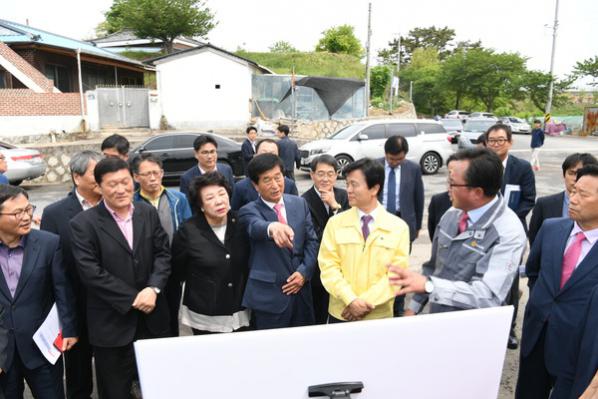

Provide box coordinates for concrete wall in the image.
[0,115,84,138]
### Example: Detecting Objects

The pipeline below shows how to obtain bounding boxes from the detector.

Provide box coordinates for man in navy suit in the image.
[276,125,301,181]
[40,150,103,399]
[484,123,536,349]
[0,185,77,398]
[231,139,298,211]
[179,135,235,198]
[516,164,598,399]
[529,153,597,245]
[241,126,257,175]
[238,153,319,329]
[377,135,424,317]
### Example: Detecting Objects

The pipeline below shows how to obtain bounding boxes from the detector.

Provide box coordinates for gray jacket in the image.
[409,194,526,313]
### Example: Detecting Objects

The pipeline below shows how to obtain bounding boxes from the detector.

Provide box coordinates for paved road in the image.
[19,133,598,398]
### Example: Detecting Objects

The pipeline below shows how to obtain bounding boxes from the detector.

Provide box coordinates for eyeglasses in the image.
[0,204,36,219]
[487,138,509,146]
[137,170,162,178]
[315,171,337,179]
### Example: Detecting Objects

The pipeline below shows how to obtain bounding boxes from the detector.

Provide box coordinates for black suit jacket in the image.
[301,186,349,242]
[179,163,235,198]
[172,211,249,316]
[231,176,298,211]
[277,136,300,174]
[570,286,598,398]
[241,139,255,174]
[70,201,171,347]
[528,191,566,246]
[427,191,452,241]
[501,154,536,229]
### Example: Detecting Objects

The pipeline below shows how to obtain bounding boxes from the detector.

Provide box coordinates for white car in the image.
[0,141,46,185]
[469,112,498,120]
[499,117,531,134]
[299,119,455,175]
[444,110,470,120]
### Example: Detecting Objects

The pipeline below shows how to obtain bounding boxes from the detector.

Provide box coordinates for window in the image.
[44,64,71,92]
[387,123,417,137]
[175,135,199,149]
[360,124,386,140]
[144,136,176,151]
[416,123,446,134]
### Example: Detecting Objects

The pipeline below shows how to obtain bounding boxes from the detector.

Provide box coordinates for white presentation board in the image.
[135,306,513,399]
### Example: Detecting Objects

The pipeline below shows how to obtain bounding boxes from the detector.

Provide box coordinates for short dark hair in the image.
[310,154,339,172]
[0,185,28,212]
[484,123,512,142]
[562,153,598,176]
[188,172,232,212]
[246,126,257,134]
[451,148,503,197]
[384,135,409,155]
[255,138,278,153]
[277,125,290,136]
[130,153,163,174]
[101,134,130,156]
[343,158,385,196]
[247,153,284,184]
[193,135,218,151]
[94,157,131,184]
[576,164,598,182]
[533,120,542,124]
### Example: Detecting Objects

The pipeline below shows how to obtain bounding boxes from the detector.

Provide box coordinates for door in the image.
[97,87,149,129]
[356,124,387,159]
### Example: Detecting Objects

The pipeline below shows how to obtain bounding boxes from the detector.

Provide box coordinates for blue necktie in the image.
[387,168,397,214]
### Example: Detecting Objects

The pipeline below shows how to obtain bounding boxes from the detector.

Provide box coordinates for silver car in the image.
[499,117,531,134]
[0,141,46,185]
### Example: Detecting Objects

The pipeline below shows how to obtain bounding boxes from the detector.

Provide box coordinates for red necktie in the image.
[458,212,469,234]
[273,203,287,224]
[560,232,586,289]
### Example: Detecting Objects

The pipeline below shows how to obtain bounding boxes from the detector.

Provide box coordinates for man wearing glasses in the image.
[0,153,8,184]
[0,185,77,398]
[389,148,526,317]
[179,135,235,198]
[132,153,191,335]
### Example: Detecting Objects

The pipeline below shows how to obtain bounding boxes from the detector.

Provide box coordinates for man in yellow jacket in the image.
[318,158,410,322]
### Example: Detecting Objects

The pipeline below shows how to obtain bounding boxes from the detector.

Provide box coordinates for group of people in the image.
[0,120,596,399]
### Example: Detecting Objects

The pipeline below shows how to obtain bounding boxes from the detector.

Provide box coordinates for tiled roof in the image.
[90,29,204,46]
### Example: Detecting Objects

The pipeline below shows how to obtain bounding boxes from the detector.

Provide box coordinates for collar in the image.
[139,186,166,202]
[570,222,598,245]
[75,188,99,208]
[0,235,26,250]
[465,196,499,225]
[198,165,217,174]
[104,201,135,221]
[502,155,509,170]
[261,196,284,210]
[384,160,401,172]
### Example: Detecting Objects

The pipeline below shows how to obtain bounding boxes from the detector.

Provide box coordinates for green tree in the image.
[573,56,598,85]
[98,0,216,53]
[378,26,455,65]
[399,48,448,115]
[269,41,298,53]
[315,25,363,57]
[519,70,573,113]
[370,65,392,99]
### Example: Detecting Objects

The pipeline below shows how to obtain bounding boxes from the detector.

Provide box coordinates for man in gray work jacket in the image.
[389,148,526,314]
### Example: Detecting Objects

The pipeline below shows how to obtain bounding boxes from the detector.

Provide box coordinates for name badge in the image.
[474,230,485,240]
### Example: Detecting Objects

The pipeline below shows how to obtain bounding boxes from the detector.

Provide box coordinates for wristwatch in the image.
[424,278,434,294]
[150,287,161,294]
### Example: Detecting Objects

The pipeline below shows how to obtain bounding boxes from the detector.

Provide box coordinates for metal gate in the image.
[97,86,149,129]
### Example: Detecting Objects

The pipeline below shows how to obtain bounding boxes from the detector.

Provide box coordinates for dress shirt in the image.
[382,161,401,211]
[0,236,26,297]
[464,196,499,229]
[566,223,598,269]
[75,189,97,211]
[502,156,508,170]
[198,165,217,175]
[104,202,135,249]
[357,206,377,234]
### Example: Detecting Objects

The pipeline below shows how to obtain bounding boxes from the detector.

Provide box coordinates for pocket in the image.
[249,270,277,283]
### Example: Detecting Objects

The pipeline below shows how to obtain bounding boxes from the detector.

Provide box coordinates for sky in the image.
[3,0,597,87]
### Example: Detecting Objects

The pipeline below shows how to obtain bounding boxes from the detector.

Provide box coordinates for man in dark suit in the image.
[238,154,319,329]
[40,150,103,399]
[484,123,536,349]
[302,154,349,324]
[0,185,77,399]
[529,153,598,245]
[231,139,298,211]
[377,135,424,317]
[276,124,301,180]
[241,126,257,175]
[516,165,598,399]
[70,158,171,399]
[179,135,235,198]
[427,155,457,241]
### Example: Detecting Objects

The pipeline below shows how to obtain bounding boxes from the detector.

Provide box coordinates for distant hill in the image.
[236,51,365,79]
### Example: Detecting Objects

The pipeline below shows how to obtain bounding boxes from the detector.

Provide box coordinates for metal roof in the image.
[0,19,145,67]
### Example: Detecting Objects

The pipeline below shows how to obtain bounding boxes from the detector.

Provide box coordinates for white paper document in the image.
[33,304,62,365]
[504,184,521,203]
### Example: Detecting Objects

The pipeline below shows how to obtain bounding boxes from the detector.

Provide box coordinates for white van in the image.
[299,119,455,175]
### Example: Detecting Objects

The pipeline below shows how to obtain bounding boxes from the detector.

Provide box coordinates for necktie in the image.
[361,215,373,241]
[560,232,586,289]
[387,168,397,214]
[273,203,287,224]
[458,212,469,234]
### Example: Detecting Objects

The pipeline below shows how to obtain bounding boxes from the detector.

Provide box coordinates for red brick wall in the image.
[0,43,54,92]
[0,89,84,116]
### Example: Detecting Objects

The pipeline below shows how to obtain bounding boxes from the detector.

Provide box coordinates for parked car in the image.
[460,118,498,144]
[444,110,470,120]
[0,141,46,185]
[499,117,531,134]
[130,133,244,183]
[440,119,464,145]
[299,119,455,175]
[469,112,498,120]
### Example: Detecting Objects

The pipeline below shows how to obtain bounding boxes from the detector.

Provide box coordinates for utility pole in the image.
[545,0,560,120]
[409,81,413,102]
[364,2,372,117]
[388,35,400,114]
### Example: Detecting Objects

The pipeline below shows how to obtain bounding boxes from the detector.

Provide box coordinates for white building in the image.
[150,44,271,130]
